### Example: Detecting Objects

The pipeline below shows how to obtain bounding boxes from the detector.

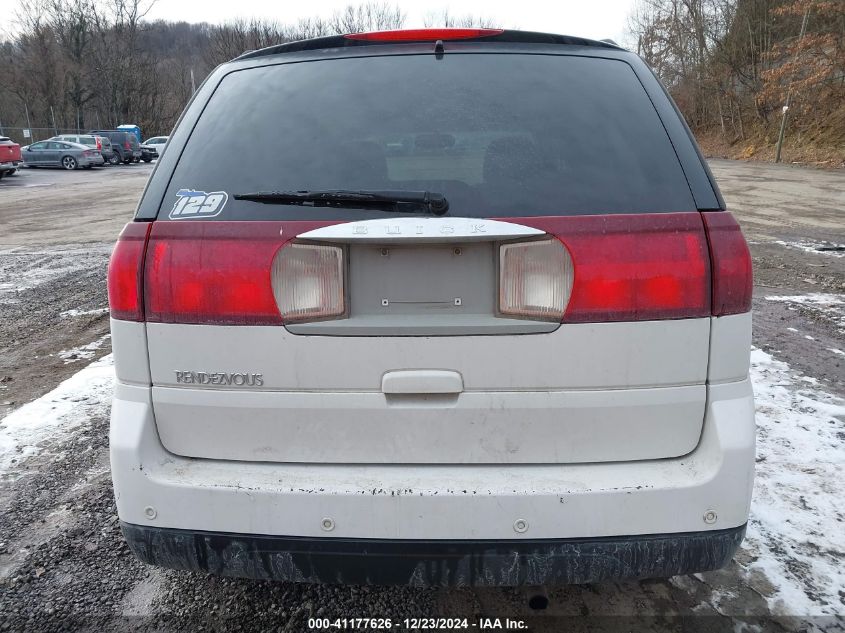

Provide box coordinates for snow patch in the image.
[743,347,845,616]
[765,293,845,333]
[60,307,109,318]
[0,354,114,475]
[0,245,112,305]
[57,334,111,364]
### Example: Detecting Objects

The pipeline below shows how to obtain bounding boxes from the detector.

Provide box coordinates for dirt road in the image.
[0,161,843,631]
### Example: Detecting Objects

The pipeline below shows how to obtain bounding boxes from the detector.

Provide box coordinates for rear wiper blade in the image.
[233,189,449,216]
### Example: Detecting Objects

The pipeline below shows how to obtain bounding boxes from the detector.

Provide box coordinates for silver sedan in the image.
[21,140,104,170]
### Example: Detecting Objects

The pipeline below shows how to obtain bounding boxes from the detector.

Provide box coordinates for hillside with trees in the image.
[0,0,841,166]
[630,0,844,165]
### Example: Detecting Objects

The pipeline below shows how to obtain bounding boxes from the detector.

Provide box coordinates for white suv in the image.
[108,28,754,586]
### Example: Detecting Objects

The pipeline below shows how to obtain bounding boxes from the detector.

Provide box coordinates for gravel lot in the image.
[0,161,843,632]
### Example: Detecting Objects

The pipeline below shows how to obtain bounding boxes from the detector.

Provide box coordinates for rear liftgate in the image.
[110,212,750,465]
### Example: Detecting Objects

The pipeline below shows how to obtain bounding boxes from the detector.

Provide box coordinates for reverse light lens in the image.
[344,28,503,42]
[499,239,573,320]
[272,243,345,322]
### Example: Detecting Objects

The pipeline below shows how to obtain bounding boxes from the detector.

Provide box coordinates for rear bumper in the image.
[121,522,746,587]
[110,376,755,540]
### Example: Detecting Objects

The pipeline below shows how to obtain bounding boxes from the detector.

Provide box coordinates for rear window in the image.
[161,53,695,221]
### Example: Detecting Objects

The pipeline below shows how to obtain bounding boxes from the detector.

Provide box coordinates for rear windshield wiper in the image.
[232,189,449,216]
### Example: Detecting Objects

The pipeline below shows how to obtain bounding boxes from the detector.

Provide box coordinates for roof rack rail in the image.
[236,29,622,61]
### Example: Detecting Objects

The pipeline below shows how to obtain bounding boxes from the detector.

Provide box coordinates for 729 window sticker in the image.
[169,188,229,219]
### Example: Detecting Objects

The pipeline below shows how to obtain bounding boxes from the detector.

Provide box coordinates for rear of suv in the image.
[108,29,754,587]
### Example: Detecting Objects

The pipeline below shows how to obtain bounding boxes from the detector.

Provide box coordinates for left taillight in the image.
[108,222,152,321]
[144,222,286,325]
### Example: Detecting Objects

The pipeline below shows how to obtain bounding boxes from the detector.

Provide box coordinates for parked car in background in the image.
[90,130,141,164]
[140,135,168,162]
[22,140,103,169]
[0,136,22,179]
[52,134,114,164]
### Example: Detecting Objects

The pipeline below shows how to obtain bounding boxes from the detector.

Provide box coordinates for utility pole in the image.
[24,102,33,140]
[51,105,59,135]
[775,7,811,164]
[190,68,197,94]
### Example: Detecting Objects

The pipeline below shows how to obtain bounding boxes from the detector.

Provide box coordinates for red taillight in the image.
[344,28,503,42]
[132,212,749,327]
[702,212,753,315]
[144,222,287,325]
[513,213,712,322]
[108,222,152,321]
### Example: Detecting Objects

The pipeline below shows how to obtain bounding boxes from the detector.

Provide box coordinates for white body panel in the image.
[110,378,754,539]
[145,318,712,464]
[146,319,710,391]
[109,312,753,536]
[152,384,704,463]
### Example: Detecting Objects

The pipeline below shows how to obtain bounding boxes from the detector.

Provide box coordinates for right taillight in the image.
[561,214,711,322]
[499,238,573,320]
[272,243,345,322]
[701,212,753,315]
[511,212,713,322]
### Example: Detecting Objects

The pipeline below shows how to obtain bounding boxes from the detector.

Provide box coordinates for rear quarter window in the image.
[159,53,696,221]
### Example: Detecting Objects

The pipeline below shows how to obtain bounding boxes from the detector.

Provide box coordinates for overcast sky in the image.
[0,0,637,44]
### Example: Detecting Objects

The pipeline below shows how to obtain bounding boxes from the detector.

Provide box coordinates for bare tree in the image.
[423,10,500,28]
[329,3,406,33]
